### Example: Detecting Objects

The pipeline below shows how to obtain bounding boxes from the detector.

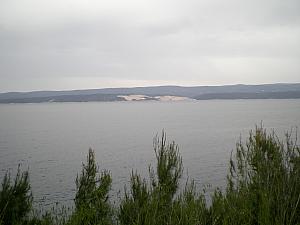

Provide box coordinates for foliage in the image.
[68,148,113,225]
[209,126,300,225]
[119,132,209,225]
[0,166,32,225]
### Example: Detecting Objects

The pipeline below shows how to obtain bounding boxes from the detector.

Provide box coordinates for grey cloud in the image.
[0,0,300,91]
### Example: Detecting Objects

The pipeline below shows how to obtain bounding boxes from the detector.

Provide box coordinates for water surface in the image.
[0,100,299,206]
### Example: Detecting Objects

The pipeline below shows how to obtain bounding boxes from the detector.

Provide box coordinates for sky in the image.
[0,0,300,92]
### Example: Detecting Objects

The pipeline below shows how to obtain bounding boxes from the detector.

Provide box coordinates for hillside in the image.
[1,83,300,103]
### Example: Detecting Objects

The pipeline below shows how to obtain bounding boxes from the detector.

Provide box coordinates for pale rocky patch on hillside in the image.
[118,95,192,101]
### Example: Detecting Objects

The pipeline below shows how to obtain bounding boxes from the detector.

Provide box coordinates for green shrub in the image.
[0,166,32,225]
[169,181,210,225]
[67,148,113,225]
[119,132,209,225]
[212,126,300,225]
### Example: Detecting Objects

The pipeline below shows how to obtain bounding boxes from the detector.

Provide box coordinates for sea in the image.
[0,99,299,208]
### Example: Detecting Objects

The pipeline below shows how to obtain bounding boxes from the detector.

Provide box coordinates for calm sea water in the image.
[0,100,300,207]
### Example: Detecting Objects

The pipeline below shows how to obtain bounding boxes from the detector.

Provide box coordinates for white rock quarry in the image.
[118,95,191,101]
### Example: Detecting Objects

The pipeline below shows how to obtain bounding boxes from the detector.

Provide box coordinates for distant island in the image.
[0,83,300,103]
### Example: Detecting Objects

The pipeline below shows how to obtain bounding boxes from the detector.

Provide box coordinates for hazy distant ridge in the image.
[195,91,300,100]
[1,83,300,103]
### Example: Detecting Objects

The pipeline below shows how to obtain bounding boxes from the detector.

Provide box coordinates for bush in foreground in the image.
[68,148,113,225]
[0,167,32,225]
[211,127,300,225]
[0,126,299,224]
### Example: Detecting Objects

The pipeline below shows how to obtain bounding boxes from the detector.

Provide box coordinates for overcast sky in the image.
[0,0,300,92]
